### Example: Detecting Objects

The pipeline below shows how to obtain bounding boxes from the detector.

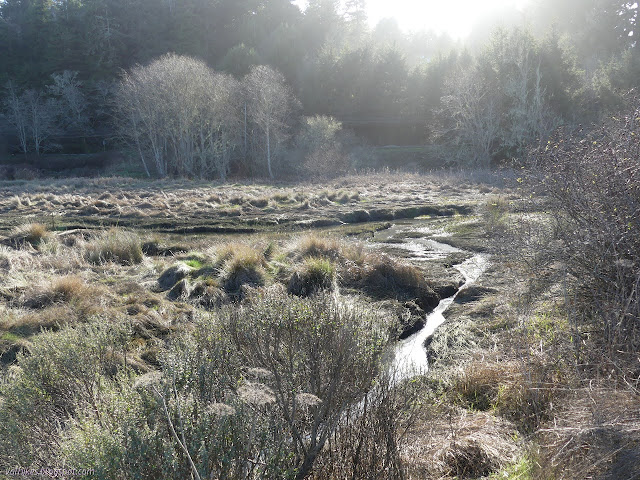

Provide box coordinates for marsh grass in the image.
[293,234,343,260]
[50,275,88,302]
[220,245,266,293]
[8,223,50,248]
[288,257,335,297]
[84,229,143,265]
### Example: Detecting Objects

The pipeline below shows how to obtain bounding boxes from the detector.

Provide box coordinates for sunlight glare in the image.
[366,0,530,38]
[294,0,531,39]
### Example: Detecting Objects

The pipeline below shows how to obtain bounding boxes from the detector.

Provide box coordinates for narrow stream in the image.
[393,253,489,381]
[370,220,490,382]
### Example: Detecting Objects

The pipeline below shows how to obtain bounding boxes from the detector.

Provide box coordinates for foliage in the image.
[2,0,640,169]
[0,323,129,468]
[222,290,388,478]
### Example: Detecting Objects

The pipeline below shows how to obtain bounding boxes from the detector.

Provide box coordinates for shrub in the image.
[0,323,129,468]
[526,104,640,371]
[222,290,388,479]
[85,229,143,265]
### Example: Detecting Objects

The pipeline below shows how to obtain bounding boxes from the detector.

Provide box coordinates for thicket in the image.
[525,100,640,382]
[0,287,417,479]
[2,0,640,174]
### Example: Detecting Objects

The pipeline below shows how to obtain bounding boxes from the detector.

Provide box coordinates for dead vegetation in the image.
[0,172,502,234]
[2,168,633,479]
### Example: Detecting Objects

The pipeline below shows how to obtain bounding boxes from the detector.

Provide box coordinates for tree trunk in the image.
[266,120,273,178]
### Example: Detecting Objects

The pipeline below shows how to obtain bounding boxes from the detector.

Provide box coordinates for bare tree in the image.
[48,70,90,134]
[442,68,502,166]
[114,54,243,179]
[24,89,60,155]
[501,37,558,152]
[4,81,28,155]
[244,65,298,178]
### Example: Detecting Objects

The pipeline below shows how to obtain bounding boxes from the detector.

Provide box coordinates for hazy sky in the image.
[295,0,531,39]
[366,0,530,38]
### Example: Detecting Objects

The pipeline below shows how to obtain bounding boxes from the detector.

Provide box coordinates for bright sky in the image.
[295,0,531,39]
[366,0,530,38]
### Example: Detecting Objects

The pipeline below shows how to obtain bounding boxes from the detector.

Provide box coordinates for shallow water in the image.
[393,254,489,381]
[370,220,490,382]
[373,221,461,261]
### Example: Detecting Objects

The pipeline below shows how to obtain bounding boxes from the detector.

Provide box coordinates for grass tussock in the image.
[84,228,143,265]
[0,245,13,270]
[344,253,439,310]
[4,305,76,336]
[534,387,640,480]
[288,257,335,297]
[220,244,266,294]
[50,275,87,302]
[7,223,50,248]
[404,407,523,480]
[450,359,558,433]
[293,234,342,260]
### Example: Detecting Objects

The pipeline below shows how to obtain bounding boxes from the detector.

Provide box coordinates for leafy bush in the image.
[0,323,129,468]
[222,290,388,479]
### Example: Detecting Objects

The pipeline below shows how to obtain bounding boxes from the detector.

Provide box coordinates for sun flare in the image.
[366,0,530,38]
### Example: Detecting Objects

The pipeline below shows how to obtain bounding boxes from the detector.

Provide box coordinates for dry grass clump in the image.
[16,276,110,327]
[288,257,335,297]
[344,253,439,310]
[213,242,243,266]
[248,196,270,208]
[403,407,523,480]
[450,358,558,433]
[220,244,266,294]
[535,387,640,480]
[7,223,50,248]
[50,275,88,302]
[4,305,76,336]
[293,234,343,260]
[84,228,143,265]
[271,192,292,203]
[360,254,423,290]
[0,245,13,270]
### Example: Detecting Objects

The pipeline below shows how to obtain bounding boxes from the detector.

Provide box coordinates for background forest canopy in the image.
[1,0,640,177]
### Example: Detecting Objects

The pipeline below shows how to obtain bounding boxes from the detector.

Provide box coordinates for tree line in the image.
[1,0,640,173]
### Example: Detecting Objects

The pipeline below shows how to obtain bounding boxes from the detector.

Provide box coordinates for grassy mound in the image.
[84,229,143,265]
[288,257,335,297]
